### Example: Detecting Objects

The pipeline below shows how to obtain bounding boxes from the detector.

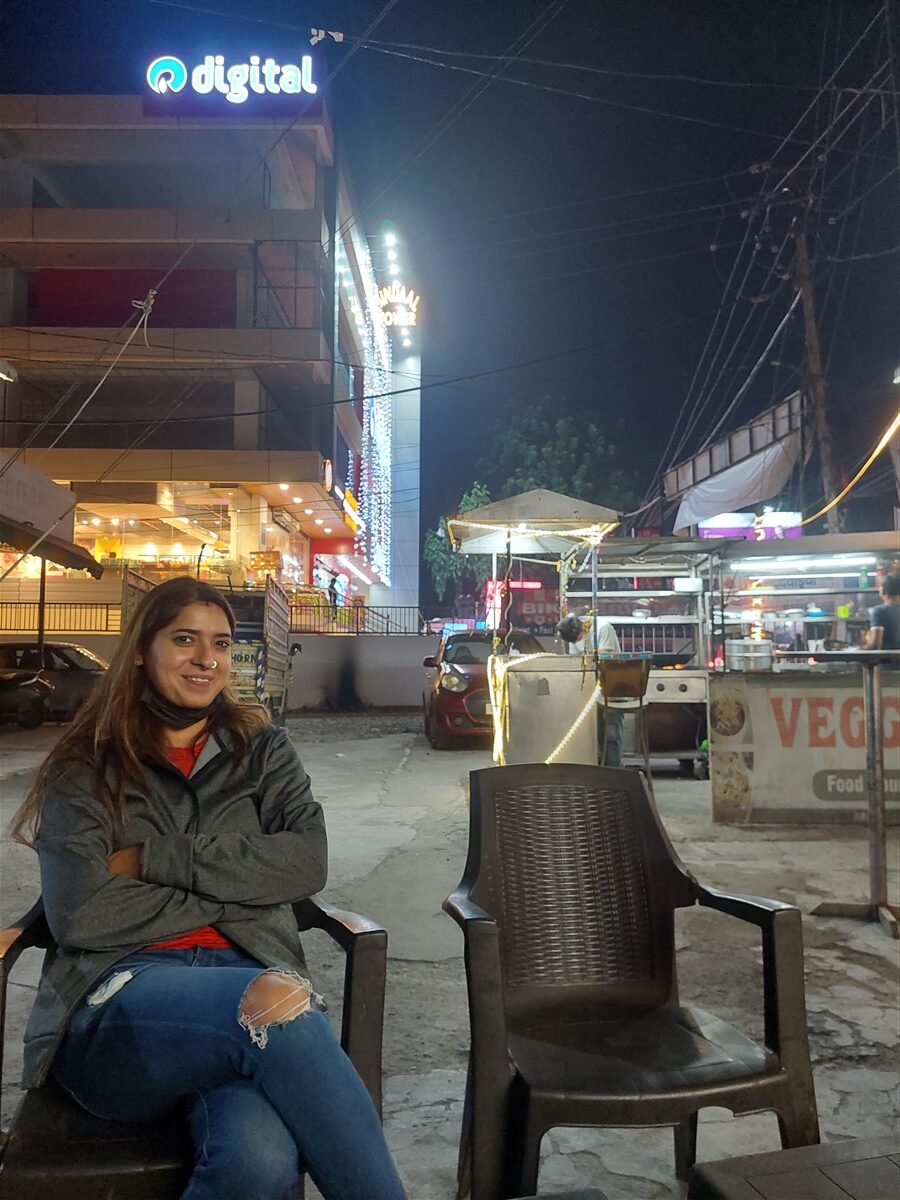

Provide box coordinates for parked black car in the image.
[0,668,53,729]
[0,641,108,723]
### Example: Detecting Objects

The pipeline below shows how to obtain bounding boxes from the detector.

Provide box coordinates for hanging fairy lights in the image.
[337,229,392,583]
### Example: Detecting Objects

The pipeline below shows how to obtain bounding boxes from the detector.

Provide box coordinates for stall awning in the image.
[448,489,620,556]
[0,514,103,578]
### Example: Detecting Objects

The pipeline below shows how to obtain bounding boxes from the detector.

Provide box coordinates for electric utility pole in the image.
[793,225,843,532]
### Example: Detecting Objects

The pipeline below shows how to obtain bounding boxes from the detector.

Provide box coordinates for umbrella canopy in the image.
[0,513,103,578]
[447,488,620,556]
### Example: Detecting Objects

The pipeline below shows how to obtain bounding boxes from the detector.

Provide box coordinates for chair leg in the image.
[457,1064,473,1199]
[674,1111,698,1180]
[504,1108,544,1199]
[776,1089,820,1149]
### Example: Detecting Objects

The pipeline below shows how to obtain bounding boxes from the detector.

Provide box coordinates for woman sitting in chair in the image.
[10,576,407,1200]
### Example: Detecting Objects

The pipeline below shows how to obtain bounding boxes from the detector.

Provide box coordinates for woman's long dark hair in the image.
[10,577,269,846]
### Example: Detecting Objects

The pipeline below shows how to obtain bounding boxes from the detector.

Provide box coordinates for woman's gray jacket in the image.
[22,723,326,1088]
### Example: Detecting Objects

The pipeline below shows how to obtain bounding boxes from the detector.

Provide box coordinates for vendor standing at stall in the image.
[557,609,625,768]
[865,573,900,651]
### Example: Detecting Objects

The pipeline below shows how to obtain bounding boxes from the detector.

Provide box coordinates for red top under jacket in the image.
[145,737,233,951]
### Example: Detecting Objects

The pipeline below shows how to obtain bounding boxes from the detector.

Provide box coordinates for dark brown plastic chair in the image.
[444,764,819,1200]
[0,896,387,1199]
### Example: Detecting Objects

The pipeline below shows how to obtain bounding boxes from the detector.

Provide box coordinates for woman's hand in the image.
[107,845,143,878]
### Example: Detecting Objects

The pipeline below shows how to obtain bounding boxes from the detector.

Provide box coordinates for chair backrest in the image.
[463,764,697,1019]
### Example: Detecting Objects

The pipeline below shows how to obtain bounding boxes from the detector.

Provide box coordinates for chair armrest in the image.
[292,896,387,1118]
[1,899,48,1104]
[697,885,811,1062]
[698,885,796,928]
[0,899,48,971]
[293,896,386,950]
[442,891,493,927]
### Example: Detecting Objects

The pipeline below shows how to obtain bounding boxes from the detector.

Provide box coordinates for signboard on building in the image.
[144,52,319,115]
[378,282,421,329]
[709,672,900,824]
[699,511,802,540]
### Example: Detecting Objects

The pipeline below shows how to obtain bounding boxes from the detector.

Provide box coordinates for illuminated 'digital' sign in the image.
[146,54,317,105]
[378,282,421,328]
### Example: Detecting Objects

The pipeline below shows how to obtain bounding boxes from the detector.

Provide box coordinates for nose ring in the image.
[210,660,218,670]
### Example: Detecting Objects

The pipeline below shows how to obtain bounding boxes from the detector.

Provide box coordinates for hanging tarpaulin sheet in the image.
[674,433,800,533]
[663,392,802,500]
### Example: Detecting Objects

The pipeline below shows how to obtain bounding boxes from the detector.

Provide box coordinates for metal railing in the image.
[290,605,425,635]
[0,601,427,638]
[0,602,122,634]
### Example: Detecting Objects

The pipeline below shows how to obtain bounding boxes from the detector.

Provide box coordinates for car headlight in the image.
[439,671,468,693]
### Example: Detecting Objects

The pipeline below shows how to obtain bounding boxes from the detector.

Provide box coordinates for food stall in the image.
[708,532,900,824]
[562,536,732,776]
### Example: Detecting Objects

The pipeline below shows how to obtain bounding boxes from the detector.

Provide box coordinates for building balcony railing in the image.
[291,605,424,635]
[0,601,122,634]
[0,602,427,637]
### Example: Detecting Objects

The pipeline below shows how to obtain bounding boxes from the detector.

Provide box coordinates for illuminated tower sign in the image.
[378,282,421,329]
[146,54,318,106]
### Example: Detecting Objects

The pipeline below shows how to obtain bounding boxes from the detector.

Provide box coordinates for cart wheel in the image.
[679,758,696,777]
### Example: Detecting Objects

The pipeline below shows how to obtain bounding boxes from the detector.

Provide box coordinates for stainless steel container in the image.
[724,638,774,672]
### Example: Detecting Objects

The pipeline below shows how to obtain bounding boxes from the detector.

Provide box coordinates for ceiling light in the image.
[278,483,289,491]
[266,525,273,532]
[128,519,135,526]
[292,496,303,504]
[173,543,184,555]
[315,518,324,526]
[384,232,397,247]
[91,517,101,526]
[111,518,120,526]
[81,519,89,525]
[323,527,332,533]
[402,338,411,348]
[304,508,313,515]
[387,249,397,262]
[389,263,400,276]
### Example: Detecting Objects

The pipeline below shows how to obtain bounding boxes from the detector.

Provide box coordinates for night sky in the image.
[1,0,897,600]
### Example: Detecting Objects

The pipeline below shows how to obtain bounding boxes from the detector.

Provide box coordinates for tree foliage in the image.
[423,483,493,603]
[475,395,637,511]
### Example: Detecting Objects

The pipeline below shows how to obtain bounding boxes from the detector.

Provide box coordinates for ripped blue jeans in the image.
[53,947,407,1200]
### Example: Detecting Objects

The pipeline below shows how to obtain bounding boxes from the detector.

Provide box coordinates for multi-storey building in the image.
[0,75,420,610]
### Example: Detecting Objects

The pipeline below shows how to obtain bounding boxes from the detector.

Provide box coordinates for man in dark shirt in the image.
[865,573,900,651]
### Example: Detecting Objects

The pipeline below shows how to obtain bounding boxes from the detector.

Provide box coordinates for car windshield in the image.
[444,634,543,665]
[63,647,109,670]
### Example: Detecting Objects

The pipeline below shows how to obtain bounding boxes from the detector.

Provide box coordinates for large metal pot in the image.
[724,638,774,672]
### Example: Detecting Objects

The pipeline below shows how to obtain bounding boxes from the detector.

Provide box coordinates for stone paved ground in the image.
[2,714,898,1198]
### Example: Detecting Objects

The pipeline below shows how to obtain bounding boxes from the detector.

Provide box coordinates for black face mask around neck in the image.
[140,682,225,730]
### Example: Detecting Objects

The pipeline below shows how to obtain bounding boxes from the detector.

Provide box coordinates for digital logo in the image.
[146,56,188,95]
[146,54,317,105]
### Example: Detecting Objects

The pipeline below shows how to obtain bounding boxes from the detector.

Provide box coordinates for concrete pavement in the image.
[1,715,898,1199]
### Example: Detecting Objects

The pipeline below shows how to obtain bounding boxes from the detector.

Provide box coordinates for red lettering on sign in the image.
[885,697,900,750]
[839,697,865,749]
[770,697,803,747]
[808,698,835,747]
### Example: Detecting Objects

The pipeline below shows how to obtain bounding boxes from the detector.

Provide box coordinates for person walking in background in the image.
[327,571,339,616]
[9,577,407,1200]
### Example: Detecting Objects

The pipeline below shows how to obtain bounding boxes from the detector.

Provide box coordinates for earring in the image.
[135,659,143,667]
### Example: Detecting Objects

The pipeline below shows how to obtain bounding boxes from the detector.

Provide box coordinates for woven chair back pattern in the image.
[493,783,655,991]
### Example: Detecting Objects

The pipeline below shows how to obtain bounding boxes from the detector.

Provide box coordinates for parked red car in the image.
[422,630,544,749]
